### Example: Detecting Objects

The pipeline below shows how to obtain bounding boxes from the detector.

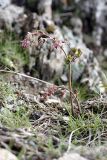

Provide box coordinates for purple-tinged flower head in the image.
[52,39,63,49]
[21,39,31,48]
[21,32,33,48]
[21,30,68,59]
[21,31,47,48]
[21,30,66,49]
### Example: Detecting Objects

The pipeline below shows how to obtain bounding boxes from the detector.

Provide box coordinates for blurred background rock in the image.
[0,0,107,94]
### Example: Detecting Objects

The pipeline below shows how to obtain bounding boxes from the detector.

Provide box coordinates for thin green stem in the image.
[68,62,74,115]
[59,46,81,115]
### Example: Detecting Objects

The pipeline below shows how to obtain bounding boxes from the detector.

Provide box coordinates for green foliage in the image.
[0,106,31,129]
[44,137,67,159]
[0,81,16,104]
[68,114,102,134]
[45,139,61,158]
[0,31,29,70]
[72,83,98,101]
[0,81,30,129]
[63,102,104,145]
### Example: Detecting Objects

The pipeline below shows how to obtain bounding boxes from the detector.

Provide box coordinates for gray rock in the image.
[92,26,103,46]
[27,0,52,19]
[0,149,18,160]
[0,4,26,33]
[61,74,68,83]
[76,0,107,46]
[0,0,11,8]
[70,17,83,39]
[70,144,107,160]
[29,24,65,81]
[38,0,52,19]
[103,49,107,58]
[58,153,88,160]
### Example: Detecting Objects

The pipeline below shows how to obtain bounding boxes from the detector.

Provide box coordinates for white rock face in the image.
[58,153,88,160]
[0,4,25,32]
[0,149,18,160]
[76,0,107,46]
[0,0,11,8]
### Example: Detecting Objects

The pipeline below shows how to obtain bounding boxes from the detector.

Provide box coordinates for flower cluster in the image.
[21,30,82,63]
[21,30,66,50]
[66,48,82,63]
[39,85,66,102]
[21,32,33,48]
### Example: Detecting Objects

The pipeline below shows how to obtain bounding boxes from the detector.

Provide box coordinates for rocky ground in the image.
[0,0,107,160]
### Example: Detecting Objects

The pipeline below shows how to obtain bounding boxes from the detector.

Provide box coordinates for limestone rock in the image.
[0,4,26,33]
[0,149,18,160]
[29,24,65,81]
[75,0,107,46]
[58,153,88,160]
[70,17,83,39]
[0,0,11,8]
